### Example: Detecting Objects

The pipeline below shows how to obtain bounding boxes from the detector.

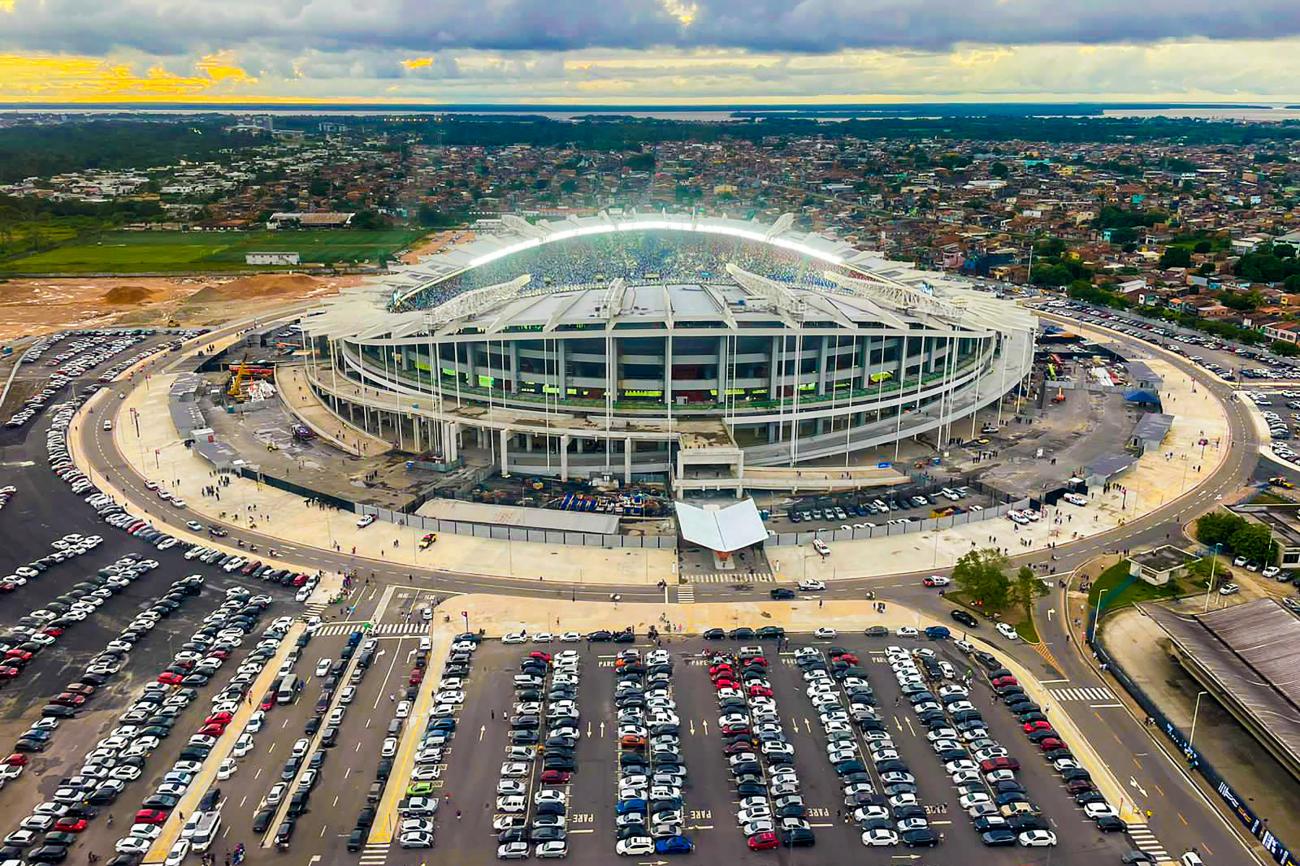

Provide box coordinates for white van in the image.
[189,810,222,853]
[102,419,113,431]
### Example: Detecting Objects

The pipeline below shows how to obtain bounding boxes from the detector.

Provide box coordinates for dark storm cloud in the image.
[1,0,1296,56]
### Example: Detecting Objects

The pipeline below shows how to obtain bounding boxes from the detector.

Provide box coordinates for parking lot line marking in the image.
[238,795,247,809]
[253,767,261,780]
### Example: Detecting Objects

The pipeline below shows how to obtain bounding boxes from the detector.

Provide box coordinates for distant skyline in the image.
[2,1,1300,104]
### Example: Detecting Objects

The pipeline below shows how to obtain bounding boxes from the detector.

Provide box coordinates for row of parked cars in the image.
[0,531,102,594]
[495,647,579,859]
[983,661,1124,838]
[1,552,156,701]
[611,647,691,858]
[2,583,274,866]
[715,646,814,851]
[7,332,141,428]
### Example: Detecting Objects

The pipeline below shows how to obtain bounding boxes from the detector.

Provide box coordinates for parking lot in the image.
[283,632,1144,866]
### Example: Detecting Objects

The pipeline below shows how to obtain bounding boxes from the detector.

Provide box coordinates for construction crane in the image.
[227,357,251,402]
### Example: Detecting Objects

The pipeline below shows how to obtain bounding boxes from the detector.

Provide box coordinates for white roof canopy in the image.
[675,499,769,553]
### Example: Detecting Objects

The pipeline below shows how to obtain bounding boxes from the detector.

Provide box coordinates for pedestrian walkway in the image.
[1027,640,1063,675]
[314,622,428,637]
[1125,822,1171,862]
[676,585,695,604]
[1049,685,1116,703]
[687,572,775,583]
[358,841,389,866]
[301,599,331,617]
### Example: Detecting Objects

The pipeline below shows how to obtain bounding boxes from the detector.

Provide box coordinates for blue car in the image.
[616,799,647,815]
[656,836,694,854]
[924,625,951,640]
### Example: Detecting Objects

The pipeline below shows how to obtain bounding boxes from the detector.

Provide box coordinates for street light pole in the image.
[1189,689,1209,749]
[1204,543,1222,612]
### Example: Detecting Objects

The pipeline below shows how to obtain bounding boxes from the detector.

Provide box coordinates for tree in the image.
[1285,273,1300,293]
[951,548,1011,611]
[1159,246,1193,269]
[1228,523,1275,564]
[990,161,1009,179]
[1010,565,1048,611]
[1195,510,1247,549]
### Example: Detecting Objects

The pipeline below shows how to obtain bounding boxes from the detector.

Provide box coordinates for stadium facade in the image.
[299,213,1036,493]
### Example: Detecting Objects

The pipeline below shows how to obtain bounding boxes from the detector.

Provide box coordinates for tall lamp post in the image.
[1189,689,1210,750]
[1203,542,1223,612]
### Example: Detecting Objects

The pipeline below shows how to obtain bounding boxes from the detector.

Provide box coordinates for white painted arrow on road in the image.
[702,720,709,735]
[1047,608,1056,621]
[600,721,606,738]
[479,724,486,742]
[1129,776,1148,798]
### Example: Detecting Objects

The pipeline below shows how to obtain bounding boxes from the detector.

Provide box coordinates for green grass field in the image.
[0,228,426,274]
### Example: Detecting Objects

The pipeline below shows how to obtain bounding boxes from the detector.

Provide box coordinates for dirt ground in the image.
[0,273,359,343]
[398,230,470,264]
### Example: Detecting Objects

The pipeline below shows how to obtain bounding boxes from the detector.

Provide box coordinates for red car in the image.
[540,770,571,785]
[1039,738,1064,752]
[1023,720,1052,733]
[0,666,20,679]
[708,664,733,676]
[992,676,1018,688]
[53,817,88,833]
[748,685,774,698]
[205,712,234,725]
[292,574,310,587]
[64,683,95,696]
[3,753,28,766]
[259,691,275,711]
[0,582,18,593]
[713,679,738,692]
[408,668,424,685]
[743,656,769,667]
[979,757,1019,772]
[52,693,86,707]
[42,627,65,637]
[529,651,553,663]
[747,831,779,850]
[5,649,33,663]
[723,741,753,755]
[134,809,169,825]
[197,723,226,737]
[837,653,860,665]
[210,649,230,660]
[157,672,183,685]
[721,724,751,736]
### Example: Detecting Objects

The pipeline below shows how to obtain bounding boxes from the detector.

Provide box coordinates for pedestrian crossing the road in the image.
[676,585,696,603]
[358,842,389,866]
[313,622,429,637]
[687,572,775,583]
[1125,822,1171,862]
[1049,685,1117,703]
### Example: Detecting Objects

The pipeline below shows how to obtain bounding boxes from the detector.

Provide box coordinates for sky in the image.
[1,0,1299,105]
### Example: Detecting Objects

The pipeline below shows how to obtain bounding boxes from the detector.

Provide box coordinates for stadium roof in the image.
[301,212,1036,344]
[676,498,769,553]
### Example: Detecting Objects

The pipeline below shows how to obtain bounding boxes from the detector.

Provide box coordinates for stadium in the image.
[299,213,1036,492]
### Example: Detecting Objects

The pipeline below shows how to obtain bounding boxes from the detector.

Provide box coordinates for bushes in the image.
[1194,510,1276,563]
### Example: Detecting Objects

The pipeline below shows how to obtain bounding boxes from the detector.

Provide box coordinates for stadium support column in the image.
[500,429,510,477]
[624,438,632,485]
[817,333,830,396]
[769,336,781,441]
[560,434,571,481]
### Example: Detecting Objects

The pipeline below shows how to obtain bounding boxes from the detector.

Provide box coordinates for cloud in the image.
[1,0,1299,58]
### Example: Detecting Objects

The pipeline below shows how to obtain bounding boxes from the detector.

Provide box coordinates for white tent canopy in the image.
[675,499,769,553]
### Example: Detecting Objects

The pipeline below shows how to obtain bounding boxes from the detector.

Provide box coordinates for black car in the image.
[1096,815,1127,833]
[901,828,938,848]
[769,588,795,600]
[355,807,376,829]
[587,630,613,642]
[951,609,978,628]
[28,845,69,863]
[981,829,1017,846]
[141,794,180,810]
[252,808,276,833]
[703,628,725,640]
[728,627,756,639]
[346,828,365,852]
[781,828,815,847]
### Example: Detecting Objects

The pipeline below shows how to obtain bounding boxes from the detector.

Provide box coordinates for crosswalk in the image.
[1125,822,1171,862]
[301,600,330,617]
[676,585,695,604]
[687,572,776,583]
[1049,685,1117,703]
[313,622,429,637]
[358,841,389,866]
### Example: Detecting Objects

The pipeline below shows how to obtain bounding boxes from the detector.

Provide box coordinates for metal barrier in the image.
[235,466,358,513]
[767,498,1029,547]
[356,504,677,550]
[1089,608,1295,865]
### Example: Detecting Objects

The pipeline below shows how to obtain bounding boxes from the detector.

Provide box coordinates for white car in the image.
[536,841,568,858]
[996,622,1019,641]
[1082,802,1117,819]
[115,837,152,855]
[896,626,919,638]
[1018,830,1057,847]
[559,632,582,642]
[216,758,237,780]
[497,796,527,813]
[616,837,654,856]
[1218,583,1240,596]
[395,700,412,718]
[163,839,191,866]
[813,627,837,639]
[798,579,826,591]
[356,514,376,528]
[400,830,434,849]
[502,631,528,644]
[924,575,951,587]
[314,659,332,677]
[497,842,530,859]
[1263,566,1282,579]
[862,828,899,846]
